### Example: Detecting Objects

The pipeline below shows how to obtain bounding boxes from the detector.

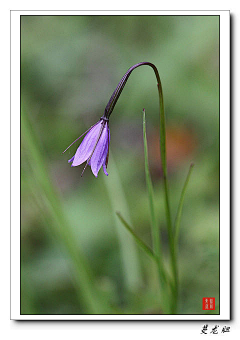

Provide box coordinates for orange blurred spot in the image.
[149,125,197,175]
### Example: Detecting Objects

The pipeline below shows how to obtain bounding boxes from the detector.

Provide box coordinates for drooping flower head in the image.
[64,62,160,177]
[64,117,110,177]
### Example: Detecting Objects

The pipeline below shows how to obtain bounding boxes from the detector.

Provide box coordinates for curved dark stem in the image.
[104,62,178,313]
[104,62,161,119]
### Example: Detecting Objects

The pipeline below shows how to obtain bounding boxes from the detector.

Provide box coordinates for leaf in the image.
[174,163,195,245]
[116,212,156,261]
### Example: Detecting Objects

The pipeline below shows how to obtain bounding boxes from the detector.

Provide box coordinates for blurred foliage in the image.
[21,15,219,315]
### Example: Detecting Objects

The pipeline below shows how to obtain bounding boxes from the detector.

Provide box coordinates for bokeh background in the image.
[21,15,219,315]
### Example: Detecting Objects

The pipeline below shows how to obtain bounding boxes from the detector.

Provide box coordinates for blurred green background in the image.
[21,15,219,315]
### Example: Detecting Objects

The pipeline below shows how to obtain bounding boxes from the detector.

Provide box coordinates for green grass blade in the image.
[116,212,156,261]
[174,163,194,245]
[142,109,167,285]
[142,110,159,254]
[103,153,142,290]
[156,76,177,314]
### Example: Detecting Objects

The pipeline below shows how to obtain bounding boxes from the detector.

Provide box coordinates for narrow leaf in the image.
[174,163,194,244]
[116,211,156,261]
[142,109,159,254]
[142,109,168,286]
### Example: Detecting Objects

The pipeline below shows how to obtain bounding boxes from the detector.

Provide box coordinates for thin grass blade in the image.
[142,109,167,285]
[174,163,195,245]
[103,153,142,290]
[116,211,156,261]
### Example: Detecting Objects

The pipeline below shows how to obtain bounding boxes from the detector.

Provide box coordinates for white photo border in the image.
[10,10,230,320]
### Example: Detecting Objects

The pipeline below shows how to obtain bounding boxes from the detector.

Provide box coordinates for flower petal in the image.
[71,122,102,167]
[90,123,110,177]
[103,163,109,176]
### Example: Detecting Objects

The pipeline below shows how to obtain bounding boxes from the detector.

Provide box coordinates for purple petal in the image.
[103,163,109,176]
[90,124,110,177]
[71,122,102,167]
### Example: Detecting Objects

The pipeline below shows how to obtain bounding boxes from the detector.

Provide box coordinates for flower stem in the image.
[103,153,142,291]
[156,78,178,314]
[142,110,167,281]
[174,163,195,246]
[142,109,171,313]
[105,62,179,313]
[116,212,156,261]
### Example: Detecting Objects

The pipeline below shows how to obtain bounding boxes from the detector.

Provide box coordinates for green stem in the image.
[142,110,166,282]
[116,212,156,261]
[143,110,173,313]
[103,154,142,291]
[104,62,179,313]
[103,62,178,312]
[156,76,178,314]
[105,62,177,313]
[174,163,195,246]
